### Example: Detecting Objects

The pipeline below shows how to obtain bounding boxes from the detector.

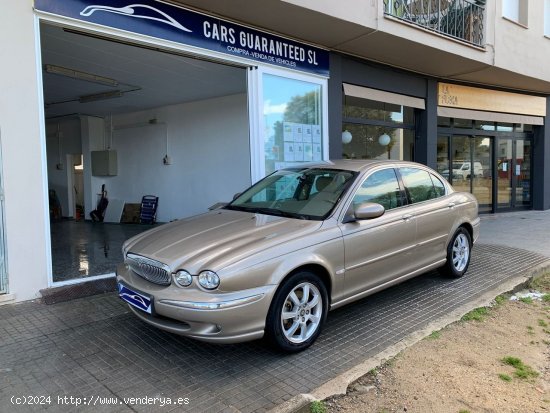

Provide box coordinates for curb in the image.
[268,261,550,413]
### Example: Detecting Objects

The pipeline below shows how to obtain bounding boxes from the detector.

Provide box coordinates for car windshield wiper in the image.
[255,208,294,218]
[233,206,310,220]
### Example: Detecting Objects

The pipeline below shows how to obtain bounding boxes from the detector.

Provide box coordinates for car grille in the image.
[126,253,171,286]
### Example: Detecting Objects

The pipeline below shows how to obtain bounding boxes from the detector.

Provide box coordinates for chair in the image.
[140,195,158,224]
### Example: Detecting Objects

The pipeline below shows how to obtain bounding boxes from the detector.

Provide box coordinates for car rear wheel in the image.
[265,271,328,352]
[441,227,472,278]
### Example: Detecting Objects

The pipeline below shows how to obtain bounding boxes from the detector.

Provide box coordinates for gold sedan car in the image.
[116,160,479,352]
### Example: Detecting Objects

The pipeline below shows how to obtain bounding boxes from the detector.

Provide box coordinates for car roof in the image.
[303,159,432,173]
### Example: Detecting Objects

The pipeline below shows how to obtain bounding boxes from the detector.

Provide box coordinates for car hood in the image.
[126,209,323,273]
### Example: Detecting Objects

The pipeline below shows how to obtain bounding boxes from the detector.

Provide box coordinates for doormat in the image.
[40,277,116,305]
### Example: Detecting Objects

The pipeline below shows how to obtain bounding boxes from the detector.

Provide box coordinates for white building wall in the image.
[80,116,108,221]
[0,5,49,302]
[46,119,82,217]
[494,0,550,83]
[105,93,250,222]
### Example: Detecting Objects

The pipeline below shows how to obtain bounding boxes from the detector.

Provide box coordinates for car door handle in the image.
[448,202,456,208]
[402,214,413,221]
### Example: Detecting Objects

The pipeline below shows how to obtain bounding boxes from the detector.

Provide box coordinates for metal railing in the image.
[383,0,485,46]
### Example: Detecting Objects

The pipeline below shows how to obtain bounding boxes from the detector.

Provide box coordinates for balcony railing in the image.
[383,0,485,47]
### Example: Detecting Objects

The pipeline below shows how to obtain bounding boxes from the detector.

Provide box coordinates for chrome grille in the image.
[126,253,171,286]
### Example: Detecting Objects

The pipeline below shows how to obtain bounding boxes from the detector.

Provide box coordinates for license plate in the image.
[118,282,153,314]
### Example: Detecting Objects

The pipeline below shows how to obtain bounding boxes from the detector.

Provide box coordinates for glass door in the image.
[497,138,532,210]
[497,138,513,209]
[449,135,493,213]
[472,136,493,213]
[515,139,531,207]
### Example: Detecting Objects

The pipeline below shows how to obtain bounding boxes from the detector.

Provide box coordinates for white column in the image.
[0,5,49,301]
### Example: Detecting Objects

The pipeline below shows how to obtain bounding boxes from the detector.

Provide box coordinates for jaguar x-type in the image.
[116,160,479,352]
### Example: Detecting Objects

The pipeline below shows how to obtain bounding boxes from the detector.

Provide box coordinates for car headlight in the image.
[174,270,193,287]
[198,271,220,290]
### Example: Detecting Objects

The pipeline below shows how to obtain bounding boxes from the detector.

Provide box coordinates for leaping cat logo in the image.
[80,3,192,32]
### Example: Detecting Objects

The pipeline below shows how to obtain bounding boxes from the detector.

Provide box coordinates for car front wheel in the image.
[441,227,472,278]
[265,271,328,352]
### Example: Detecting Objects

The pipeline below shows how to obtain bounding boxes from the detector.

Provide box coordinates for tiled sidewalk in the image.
[1,244,549,412]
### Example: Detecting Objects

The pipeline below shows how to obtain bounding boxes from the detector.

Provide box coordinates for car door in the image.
[339,168,417,301]
[398,167,456,269]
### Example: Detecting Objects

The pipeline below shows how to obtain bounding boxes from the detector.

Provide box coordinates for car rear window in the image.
[399,167,437,204]
[430,174,446,197]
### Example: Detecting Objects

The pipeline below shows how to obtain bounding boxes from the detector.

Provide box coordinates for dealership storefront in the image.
[0,1,549,302]
[31,0,332,289]
[35,0,331,183]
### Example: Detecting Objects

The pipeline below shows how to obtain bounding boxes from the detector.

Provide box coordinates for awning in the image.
[437,106,544,125]
[343,83,425,110]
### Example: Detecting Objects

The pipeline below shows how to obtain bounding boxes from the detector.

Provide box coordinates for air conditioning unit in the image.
[91,150,117,176]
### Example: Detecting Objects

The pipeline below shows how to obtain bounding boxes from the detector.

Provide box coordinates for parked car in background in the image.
[117,160,479,352]
[441,161,484,181]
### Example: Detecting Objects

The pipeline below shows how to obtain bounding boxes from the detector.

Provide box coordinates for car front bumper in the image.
[116,263,277,344]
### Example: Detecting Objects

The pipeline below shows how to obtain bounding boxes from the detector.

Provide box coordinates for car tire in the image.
[265,271,328,352]
[440,227,472,278]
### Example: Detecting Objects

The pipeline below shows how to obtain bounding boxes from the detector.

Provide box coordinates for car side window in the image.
[430,174,446,197]
[399,167,437,204]
[352,169,402,211]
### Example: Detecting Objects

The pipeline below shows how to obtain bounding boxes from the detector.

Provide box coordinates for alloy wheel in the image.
[452,233,470,272]
[280,282,322,344]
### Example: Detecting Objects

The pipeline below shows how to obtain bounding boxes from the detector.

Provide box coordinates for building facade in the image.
[0,0,549,303]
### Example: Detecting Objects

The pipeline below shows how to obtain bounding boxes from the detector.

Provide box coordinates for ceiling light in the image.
[79,90,123,103]
[44,64,119,87]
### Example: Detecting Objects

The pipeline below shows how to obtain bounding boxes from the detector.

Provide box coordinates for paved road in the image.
[1,241,549,412]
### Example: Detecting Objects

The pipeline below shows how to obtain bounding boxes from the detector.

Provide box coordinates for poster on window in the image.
[304,143,313,162]
[283,122,294,142]
[313,144,322,161]
[293,143,304,161]
[312,125,321,144]
[282,122,321,162]
[284,142,295,161]
[303,125,313,144]
[293,124,303,143]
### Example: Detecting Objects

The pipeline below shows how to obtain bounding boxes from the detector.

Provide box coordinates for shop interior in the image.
[40,23,249,283]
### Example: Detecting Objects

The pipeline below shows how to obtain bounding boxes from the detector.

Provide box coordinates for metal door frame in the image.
[496,136,533,211]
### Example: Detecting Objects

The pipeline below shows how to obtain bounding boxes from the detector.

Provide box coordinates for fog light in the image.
[198,271,220,290]
[174,270,192,287]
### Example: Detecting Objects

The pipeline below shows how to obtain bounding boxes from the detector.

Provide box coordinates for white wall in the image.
[45,118,82,217]
[81,116,108,219]
[0,5,49,301]
[494,0,550,83]
[104,93,250,222]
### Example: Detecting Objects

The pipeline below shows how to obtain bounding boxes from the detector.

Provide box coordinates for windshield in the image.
[226,168,357,220]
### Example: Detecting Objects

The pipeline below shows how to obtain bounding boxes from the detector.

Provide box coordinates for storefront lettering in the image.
[204,21,318,66]
[35,0,329,76]
[203,21,236,44]
[439,84,459,106]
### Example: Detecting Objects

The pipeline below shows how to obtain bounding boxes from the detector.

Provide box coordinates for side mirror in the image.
[354,202,385,220]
